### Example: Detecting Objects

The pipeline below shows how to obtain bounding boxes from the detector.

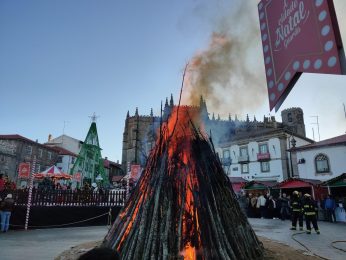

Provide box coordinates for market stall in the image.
[243,180,279,197]
[228,177,248,194]
[321,173,346,222]
[34,165,72,185]
[276,178,327,200]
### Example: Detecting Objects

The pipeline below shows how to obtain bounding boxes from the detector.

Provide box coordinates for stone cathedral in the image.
[121,95,306,171]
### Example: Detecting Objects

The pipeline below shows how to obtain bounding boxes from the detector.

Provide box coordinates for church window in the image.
[287,112,293,122]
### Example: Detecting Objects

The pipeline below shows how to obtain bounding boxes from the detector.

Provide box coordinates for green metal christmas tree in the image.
[70,114,107,186]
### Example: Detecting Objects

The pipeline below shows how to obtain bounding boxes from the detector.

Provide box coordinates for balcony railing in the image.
[257,152,271,161]
[238,155,249,163]
[221,157,232,166]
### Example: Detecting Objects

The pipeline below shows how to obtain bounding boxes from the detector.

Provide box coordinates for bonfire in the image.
[103,104,263,259]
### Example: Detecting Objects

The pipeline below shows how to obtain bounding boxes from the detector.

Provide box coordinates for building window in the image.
[25,145,32,157]
[223,150,230,159]
[315,154,329,173]
[288,112,293,122]
[241,163,249,174]
[38,149,43,158]
[71,157,75,164]
[0,155,5,164]
[240,147,248,156]
[261,161,270,172]
[48,152,52,160]
[259,143,268,154]
[57,156,63,163]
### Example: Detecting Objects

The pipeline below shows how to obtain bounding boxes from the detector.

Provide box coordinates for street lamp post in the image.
[289,136,297,178]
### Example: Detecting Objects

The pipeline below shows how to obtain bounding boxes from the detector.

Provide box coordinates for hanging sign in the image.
[258,0,345,111]
[18,163,31,179]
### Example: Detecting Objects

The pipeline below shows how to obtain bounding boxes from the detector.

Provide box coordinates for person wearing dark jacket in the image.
[290,191,303,230]
[303,193,320,234]
[0,193,15,232]
[279,193,290,220]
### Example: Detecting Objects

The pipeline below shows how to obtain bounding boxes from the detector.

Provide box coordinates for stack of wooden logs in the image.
[103,107,263,259]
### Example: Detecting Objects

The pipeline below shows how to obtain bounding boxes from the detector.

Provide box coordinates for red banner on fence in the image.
[130,165,141,182]
[258,0,345,111]
[18,163,30,179]
[73,172,82,182]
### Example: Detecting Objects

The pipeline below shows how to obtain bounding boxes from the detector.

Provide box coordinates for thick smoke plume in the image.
[182,1,267,117]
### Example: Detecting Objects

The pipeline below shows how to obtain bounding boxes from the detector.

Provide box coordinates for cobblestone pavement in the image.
[249,218,346,260]
[0,220,345,259]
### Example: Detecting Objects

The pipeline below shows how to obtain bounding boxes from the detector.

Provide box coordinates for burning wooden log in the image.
[103,106,263,259]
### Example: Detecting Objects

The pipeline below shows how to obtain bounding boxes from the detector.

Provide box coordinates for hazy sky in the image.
[1,0,346,162]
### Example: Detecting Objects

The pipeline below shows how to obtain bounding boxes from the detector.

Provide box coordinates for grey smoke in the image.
[182,1,269,116]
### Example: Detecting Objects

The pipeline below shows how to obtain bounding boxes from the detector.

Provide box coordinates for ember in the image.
[103,106,263,259]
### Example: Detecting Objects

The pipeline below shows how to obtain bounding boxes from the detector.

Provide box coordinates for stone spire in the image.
[135,107,139,117]
[126,110,130,118]
[212,113,215,121]
[170,94,174,107]
[150,108,153,117]
[199,95,209,121]
[217,114,220,121]
[229,114,232,121]
[165,97,169,107]
[246,114,250,122]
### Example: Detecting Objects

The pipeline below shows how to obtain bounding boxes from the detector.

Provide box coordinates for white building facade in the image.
[55,151,77,174]
[294,134,346,181]
[217,130,312,182]
[45,134,83,155]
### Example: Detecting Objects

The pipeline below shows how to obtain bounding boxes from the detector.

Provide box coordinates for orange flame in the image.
[183,242,196,260]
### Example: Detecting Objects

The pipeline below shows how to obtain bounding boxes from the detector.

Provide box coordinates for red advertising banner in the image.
[130,165,141,182]
[18,163,30,179]
[73,172,82,182]
[258,0,345,111]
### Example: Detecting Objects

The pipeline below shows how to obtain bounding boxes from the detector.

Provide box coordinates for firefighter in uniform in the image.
[290,190,303,230]
[303,193,320,234]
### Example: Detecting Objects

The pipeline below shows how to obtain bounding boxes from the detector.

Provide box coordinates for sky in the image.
[1,0,346,162]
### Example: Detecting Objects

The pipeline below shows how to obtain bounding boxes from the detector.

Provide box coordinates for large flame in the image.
[104,105,263,259]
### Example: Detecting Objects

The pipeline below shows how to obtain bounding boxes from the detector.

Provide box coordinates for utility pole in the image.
[310,116,320,141]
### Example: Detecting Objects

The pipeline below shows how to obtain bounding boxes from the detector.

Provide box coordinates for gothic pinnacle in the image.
[170,94,174,106]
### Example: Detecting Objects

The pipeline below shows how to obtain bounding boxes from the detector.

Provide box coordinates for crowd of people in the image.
[237,190,346,233]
